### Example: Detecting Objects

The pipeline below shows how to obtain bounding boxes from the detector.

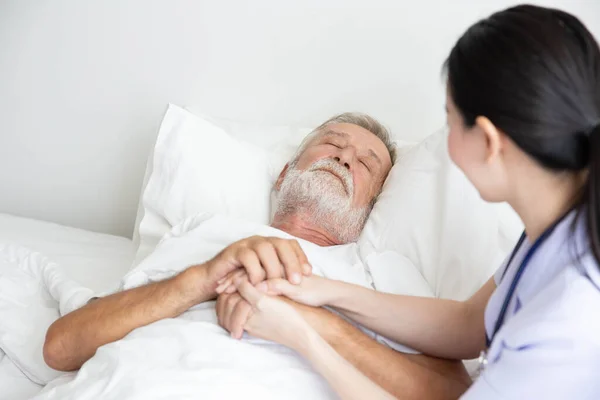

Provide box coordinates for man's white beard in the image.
[275,158,371,243]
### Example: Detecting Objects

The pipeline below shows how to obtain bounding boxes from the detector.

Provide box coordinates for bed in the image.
[0,213,135,400]
[0,104,522,399]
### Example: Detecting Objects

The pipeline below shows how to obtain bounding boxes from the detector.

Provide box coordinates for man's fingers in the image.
[230,301,252,339]
[224,293,243,332]
[216,270,246,294]
[235,277,263,306]
[274,240,302,285]
[215,293,229,328]
[302,263,311,275]
[254,241,284,281]
[216,297,223,327]
[216,272,235,293]
[290,240,311,276]
[237,248,266,285]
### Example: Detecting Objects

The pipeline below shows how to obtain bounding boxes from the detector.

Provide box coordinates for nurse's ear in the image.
[475,116,504,165]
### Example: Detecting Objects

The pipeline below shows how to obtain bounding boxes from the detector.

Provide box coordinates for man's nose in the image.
[333,157,348,169]
[333,148,354,170]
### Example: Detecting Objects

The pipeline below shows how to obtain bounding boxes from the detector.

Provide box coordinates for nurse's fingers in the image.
[216,269,246,294]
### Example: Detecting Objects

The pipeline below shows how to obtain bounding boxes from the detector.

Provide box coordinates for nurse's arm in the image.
[325,277,496,360]
[293,300,472,400]
[296,326,396,400]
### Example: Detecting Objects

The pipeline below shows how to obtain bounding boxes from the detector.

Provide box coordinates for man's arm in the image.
[43,266,211,371]
[44,236,309,372]
[296,303,472,400]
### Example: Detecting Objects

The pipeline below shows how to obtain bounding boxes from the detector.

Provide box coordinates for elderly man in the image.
[43,113,469,399]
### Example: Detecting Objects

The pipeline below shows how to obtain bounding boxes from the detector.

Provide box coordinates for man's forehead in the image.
[321,123,372,139]
[320,123,391,166]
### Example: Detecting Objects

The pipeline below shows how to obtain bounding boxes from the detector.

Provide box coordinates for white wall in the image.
[1,0,599,237]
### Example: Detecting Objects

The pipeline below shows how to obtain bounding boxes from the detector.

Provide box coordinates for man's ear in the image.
[475,116,503,163]
[275,163,290,191]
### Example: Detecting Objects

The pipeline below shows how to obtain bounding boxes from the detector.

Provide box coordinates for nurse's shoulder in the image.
[473,255,600,400]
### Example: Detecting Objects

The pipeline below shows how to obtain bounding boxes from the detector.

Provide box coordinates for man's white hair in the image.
[292,112,397,165]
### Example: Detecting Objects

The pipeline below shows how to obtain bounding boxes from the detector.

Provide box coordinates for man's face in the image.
[275,123,393,243]
[293,123,393,208]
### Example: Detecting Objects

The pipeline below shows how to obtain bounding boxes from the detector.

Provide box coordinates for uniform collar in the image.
[515,211,591,305]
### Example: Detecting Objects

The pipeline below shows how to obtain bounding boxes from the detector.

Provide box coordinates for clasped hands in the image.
[205,236,333,348]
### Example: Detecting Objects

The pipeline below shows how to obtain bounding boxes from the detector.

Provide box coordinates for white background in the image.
[1,0,598,237]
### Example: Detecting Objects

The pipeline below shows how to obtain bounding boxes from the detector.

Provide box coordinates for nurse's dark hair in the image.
[444,5,600,264]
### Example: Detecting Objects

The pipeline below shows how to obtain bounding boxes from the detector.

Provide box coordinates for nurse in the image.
[228,5,600,399]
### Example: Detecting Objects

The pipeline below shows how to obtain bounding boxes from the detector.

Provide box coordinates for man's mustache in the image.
[307,159,353,195]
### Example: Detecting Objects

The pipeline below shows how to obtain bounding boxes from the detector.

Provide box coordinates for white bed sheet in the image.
[0,213,135,400]
[0,349,43,400]
[0,213,134,293]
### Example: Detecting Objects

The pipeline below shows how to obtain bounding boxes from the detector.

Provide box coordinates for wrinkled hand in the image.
[217,277,343,344]
[216,291,252,339]
[216,277,313,349]
[204,236,312,295]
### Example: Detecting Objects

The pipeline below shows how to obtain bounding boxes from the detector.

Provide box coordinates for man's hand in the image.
[207,236,312,296]
[216,278,315,349]
[216,291,253,339]
[216,280,342,341]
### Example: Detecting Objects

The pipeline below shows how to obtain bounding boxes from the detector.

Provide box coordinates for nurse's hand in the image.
[218,277,314,349]
[218,273,337,307]
[255,275,338,307]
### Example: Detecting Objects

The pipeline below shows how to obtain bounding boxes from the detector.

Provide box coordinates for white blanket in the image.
[0,242,96,399]
[0,213,433,399]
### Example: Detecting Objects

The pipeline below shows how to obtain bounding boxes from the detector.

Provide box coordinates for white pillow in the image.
[358,129,523,300]
[134,105,311,265]
[188,112,312,184]
[135,105,273,264]
[134,107,520,302]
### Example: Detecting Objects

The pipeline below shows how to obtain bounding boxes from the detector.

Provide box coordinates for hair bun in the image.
[591,123,600,138]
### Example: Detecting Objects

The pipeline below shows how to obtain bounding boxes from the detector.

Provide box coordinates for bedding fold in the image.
[13,213,429,399]
[0,242,94,386]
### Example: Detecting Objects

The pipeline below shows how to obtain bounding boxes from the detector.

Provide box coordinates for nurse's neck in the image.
[508,162,586,242]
